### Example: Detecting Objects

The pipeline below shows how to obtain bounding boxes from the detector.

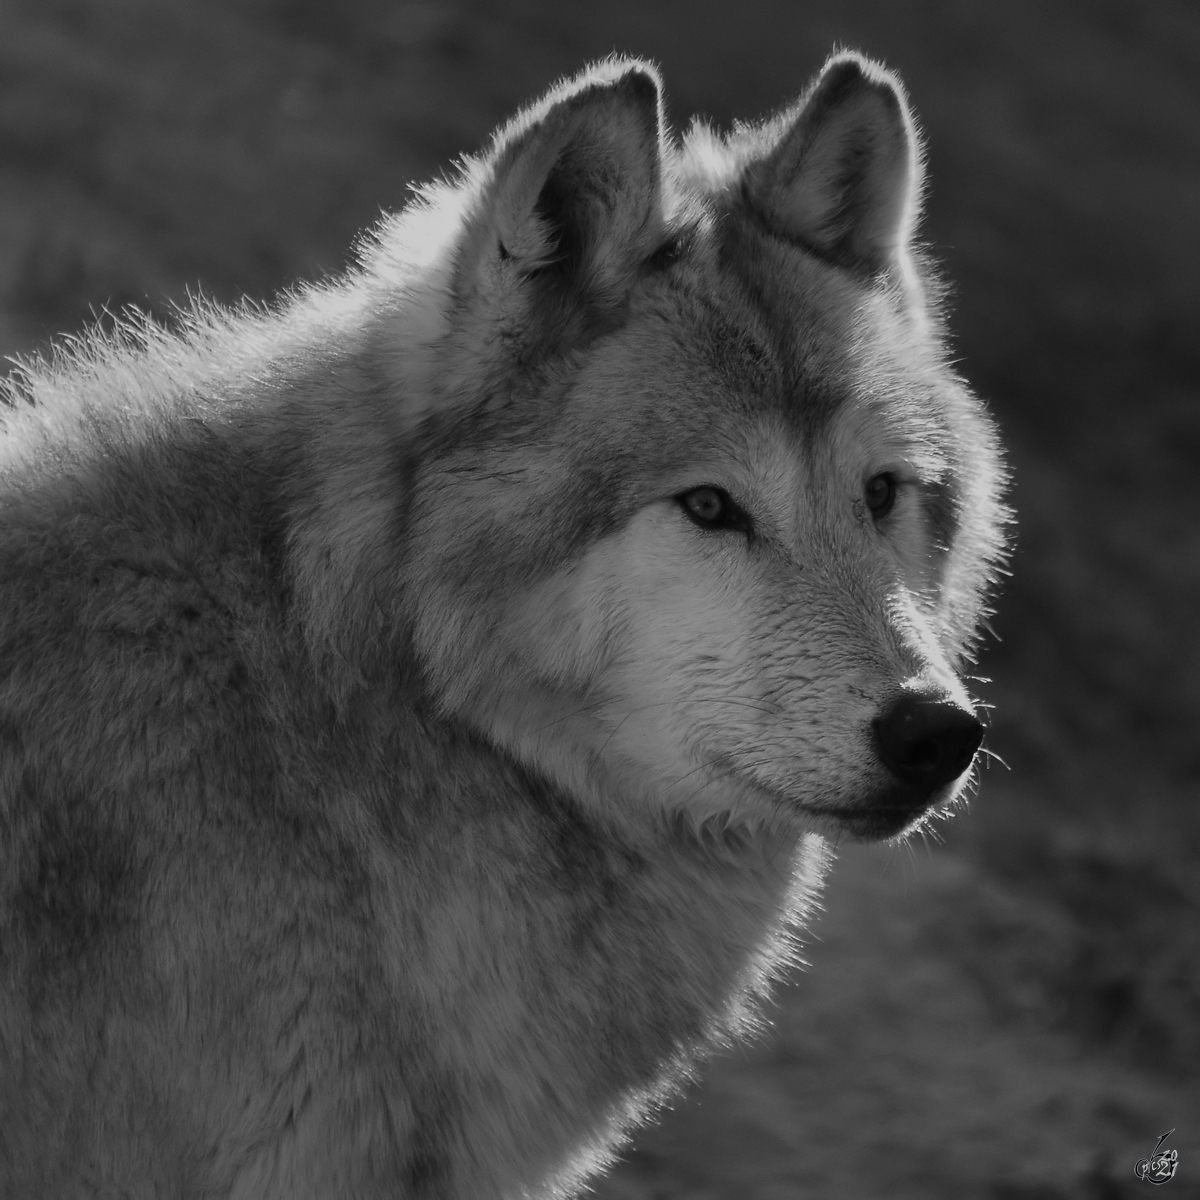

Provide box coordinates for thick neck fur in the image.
[320,683,821,1193]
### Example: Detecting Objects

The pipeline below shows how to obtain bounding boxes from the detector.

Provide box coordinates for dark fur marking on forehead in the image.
[714,211,853,439]
[686,285,778,407]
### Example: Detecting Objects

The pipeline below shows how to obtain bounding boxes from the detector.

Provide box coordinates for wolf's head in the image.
[341,54,1008,842]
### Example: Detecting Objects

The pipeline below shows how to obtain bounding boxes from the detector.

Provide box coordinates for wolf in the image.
[0,50,1006,1198]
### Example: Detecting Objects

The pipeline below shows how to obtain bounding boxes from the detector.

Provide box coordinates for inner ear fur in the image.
[457,60,666,326]
[743,53,922,278]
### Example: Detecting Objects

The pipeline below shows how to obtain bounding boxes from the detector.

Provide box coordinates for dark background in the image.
[1,2,1197,1196]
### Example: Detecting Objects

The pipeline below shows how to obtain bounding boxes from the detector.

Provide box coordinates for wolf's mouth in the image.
[734,771,961,843]
[825,782,960,841]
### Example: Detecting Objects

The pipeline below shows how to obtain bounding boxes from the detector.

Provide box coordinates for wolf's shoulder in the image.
[0,280,374,487]
[0,281,378,597]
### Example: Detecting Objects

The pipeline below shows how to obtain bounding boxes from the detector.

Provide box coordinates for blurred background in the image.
[1,1,1196,1195]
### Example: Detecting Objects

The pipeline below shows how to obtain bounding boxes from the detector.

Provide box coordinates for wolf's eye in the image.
[678,486,752,534]
[864,473,897,519]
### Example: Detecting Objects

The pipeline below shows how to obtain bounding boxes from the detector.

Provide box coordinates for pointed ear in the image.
[455,61,665,334]
[743,53,922,279]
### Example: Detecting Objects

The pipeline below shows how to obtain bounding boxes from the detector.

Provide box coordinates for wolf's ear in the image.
[455,61,665,334]
[744,54,921,279]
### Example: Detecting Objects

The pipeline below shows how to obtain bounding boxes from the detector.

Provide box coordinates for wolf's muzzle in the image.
[831,696,986,839]
[872,695,984,796]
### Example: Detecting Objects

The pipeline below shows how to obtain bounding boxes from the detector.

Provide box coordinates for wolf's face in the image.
[380,56,1006,841]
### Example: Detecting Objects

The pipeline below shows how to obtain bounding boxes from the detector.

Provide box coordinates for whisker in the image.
[977,745,1010,770]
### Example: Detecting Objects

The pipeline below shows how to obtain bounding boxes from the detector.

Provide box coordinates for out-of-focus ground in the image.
[1,1,1197,1195]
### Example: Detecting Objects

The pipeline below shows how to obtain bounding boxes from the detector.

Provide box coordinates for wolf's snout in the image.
[872,697,984,792]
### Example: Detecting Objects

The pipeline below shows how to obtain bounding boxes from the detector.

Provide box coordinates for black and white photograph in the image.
[0,2,1196,1196]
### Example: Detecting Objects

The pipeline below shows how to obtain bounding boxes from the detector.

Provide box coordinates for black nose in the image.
[872,696,984,791]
